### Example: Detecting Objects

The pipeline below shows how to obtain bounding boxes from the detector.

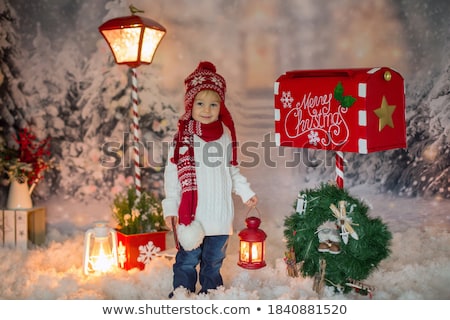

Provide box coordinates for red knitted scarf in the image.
[172,119,224,225]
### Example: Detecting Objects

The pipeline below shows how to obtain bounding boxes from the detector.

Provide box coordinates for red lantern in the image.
[238,209,267,269]
[98,14,166,68]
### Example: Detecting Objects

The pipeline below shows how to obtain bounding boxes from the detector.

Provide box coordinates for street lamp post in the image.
[98,6,166,197]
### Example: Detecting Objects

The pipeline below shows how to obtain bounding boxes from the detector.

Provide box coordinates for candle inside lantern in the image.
[88,237,116,273]
[240,241,263,263]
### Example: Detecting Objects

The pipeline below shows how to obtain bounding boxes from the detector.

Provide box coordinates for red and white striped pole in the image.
[131,67,141,198]
[335,151,344,189]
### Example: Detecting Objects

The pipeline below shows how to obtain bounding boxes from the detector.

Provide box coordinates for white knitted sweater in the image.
[162,133,255,236]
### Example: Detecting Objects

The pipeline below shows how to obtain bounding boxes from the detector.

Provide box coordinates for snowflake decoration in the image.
[137,241,161,265]
[308,130,320,146]
[280,91,294,108]
[181,179,190,187]
[210,76,224,88]
[182,136,190,145]
[117,241,127,268]
[190,75,206,86]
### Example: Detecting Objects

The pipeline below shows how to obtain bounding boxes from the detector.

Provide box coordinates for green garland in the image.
[284,183,392,292]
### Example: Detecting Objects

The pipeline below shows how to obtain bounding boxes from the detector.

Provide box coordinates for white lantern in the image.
[83,222,118,275]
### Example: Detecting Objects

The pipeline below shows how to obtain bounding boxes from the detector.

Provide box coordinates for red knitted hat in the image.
[180,61,238,165]
[182,61,226,119]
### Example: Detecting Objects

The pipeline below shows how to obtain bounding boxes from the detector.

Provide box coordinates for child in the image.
[162,61,258,296]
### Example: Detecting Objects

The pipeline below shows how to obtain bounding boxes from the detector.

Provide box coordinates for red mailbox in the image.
[274,67,406,154]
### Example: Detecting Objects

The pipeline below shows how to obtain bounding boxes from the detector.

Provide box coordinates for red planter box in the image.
[116,231,167,271]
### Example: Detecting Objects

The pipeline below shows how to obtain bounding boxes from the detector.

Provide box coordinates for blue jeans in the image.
[172,235,229,294]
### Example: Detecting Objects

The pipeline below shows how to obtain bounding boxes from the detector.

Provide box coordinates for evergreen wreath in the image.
[284,183,392,293]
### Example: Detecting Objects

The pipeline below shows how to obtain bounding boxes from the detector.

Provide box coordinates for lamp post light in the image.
[98,13,166,68]
[98,5,166,198]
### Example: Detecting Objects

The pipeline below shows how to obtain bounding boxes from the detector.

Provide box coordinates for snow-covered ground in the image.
[1,168,449,300]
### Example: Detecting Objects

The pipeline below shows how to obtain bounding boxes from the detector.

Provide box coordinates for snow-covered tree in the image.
[2,0,178,205]
[0,0,27,130]
[382,48,450,199]
[0,0,31,204]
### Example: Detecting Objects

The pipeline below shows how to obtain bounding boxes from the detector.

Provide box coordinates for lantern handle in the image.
[245,206,261,218]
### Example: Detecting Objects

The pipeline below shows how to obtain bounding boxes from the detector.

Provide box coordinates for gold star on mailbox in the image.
[374,96,396,131]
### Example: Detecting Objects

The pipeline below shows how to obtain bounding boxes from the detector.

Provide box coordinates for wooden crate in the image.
[0,207,46,250]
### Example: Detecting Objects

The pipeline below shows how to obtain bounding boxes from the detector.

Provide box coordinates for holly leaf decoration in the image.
[333,82,356,108]
[334,82,344,102]
[341,95,356,108]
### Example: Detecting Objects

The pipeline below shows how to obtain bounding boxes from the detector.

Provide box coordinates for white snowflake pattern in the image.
[190,75,206,86]
[280,91,294,108]
[210,76,223,88]
[137,241,161,265]
[308,130,320,146]
[182,136,190,145]
[117,241,127,268]
[181,180,190,187]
